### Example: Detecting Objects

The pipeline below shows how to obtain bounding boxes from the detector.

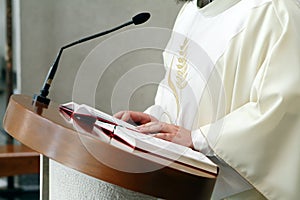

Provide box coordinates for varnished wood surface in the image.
[3,94,216,199]
[0,144,40,177]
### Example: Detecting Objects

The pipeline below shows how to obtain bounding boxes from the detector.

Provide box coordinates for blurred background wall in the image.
[18,0,183,114]
[0,0,5,80]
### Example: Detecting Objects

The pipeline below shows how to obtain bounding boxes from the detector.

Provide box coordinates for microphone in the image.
[33,12,151,106]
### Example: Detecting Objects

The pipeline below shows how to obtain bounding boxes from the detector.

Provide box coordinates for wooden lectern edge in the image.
[3,94,216,199]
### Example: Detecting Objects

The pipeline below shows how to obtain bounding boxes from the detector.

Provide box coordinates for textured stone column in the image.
[49,160,157,200]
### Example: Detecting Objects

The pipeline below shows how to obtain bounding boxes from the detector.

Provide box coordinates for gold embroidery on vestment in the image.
[167,56,180,118]
[167,37,190,118]
[176,38,189,89]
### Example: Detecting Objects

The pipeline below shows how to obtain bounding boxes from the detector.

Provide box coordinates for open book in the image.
[59,102,218,175]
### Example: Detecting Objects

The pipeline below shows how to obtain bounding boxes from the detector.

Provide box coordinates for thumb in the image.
[113,111,130,121]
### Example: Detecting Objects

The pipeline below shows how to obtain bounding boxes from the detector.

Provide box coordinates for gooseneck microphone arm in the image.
[33,12,150,106]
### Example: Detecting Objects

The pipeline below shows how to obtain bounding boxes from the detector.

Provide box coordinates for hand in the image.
[137,121,194,148]
[113,111,158,126]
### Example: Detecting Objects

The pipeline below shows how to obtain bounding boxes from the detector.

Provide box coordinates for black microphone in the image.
[33,12,151,106]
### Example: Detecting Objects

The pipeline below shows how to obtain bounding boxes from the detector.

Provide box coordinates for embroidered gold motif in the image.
[167,37,189,119]
[168,56,180,118]
[176,38,188,89]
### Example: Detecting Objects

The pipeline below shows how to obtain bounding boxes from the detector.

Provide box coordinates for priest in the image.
[115,0,300,199]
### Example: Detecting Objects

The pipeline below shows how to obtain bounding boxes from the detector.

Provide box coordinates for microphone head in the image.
[132,12,151,25]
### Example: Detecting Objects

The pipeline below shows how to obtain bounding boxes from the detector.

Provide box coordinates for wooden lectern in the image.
[3,94,216,199]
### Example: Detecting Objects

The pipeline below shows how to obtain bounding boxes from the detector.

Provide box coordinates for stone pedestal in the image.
[49,160,157,200]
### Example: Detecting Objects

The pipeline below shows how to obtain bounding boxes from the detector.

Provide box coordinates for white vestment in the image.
[145,0,300,199]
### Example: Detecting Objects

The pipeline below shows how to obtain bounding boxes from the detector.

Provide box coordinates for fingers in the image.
[113,111,131,122]
[114,111,156,125]
[115,112,193,148]
[153,132,175,141]
[138,123,193,148]
[113,111,126,119]
[137,122,179,134]
[154,130,193,148]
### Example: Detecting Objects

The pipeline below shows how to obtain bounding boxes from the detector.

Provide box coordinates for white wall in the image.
[18,0,183,114]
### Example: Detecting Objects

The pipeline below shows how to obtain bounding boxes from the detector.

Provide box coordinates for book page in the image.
[81,104,138,130]
[115,126,217,173]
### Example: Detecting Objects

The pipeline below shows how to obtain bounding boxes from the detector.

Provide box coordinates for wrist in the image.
[191,129,212,154]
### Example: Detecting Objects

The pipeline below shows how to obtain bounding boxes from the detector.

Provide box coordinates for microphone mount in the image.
[33,12,150,106]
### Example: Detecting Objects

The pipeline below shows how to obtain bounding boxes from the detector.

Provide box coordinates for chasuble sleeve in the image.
[196,1,300,199]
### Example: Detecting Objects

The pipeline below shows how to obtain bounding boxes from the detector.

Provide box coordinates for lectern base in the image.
[50,160,156,200]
